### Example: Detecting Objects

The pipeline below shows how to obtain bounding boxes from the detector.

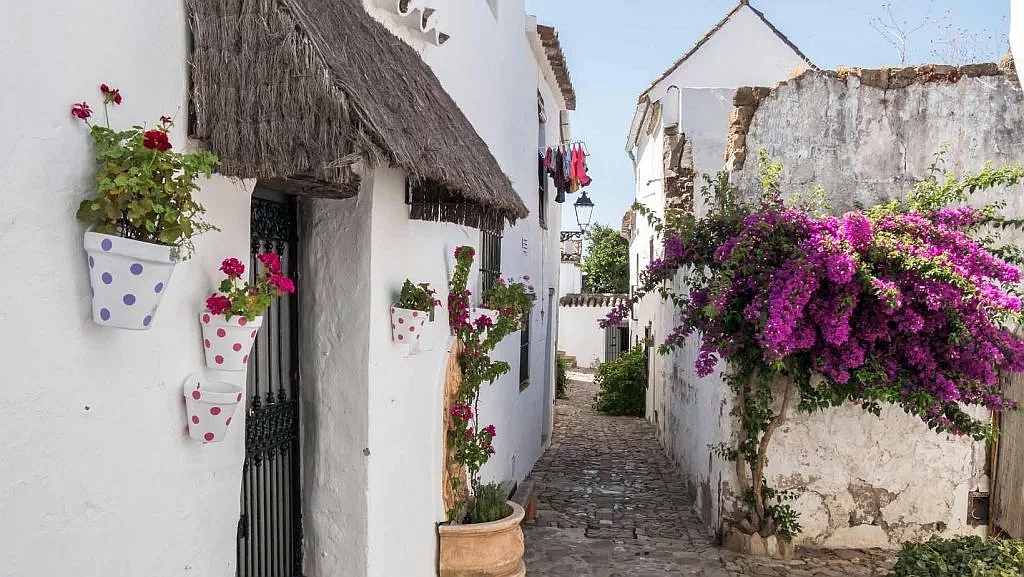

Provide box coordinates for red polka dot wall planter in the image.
[199,313,263,371]
[182,373,243,444]
[390,306,432,356]
[83,232,177,330]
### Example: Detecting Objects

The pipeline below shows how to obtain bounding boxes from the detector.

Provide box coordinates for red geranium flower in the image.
[160,115,174,126]
[99,84,123,105]
[219,257,245,278]
[206,294,232,315]
[71,102,92,120]
[142,129,172,152]
[268,273,295,294]
[258,252,281,274]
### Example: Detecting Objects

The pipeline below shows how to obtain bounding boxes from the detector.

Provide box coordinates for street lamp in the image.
[560,191,596,242]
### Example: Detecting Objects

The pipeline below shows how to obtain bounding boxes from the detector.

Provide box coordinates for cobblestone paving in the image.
[522,372,895,577]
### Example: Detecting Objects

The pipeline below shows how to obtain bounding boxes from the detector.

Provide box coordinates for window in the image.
[480,229,502,295]
[538,92,548,229]
[519,310,531,387]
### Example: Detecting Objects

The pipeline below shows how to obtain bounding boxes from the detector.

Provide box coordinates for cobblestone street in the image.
[522,372,895,577]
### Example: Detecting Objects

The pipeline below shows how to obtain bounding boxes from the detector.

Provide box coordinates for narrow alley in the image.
[522,372,895,577]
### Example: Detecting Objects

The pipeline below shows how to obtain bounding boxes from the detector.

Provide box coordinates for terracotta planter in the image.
[200,313,263,371]
[84,232,176,329]
[438,501,526,577]
[182,374,243,443]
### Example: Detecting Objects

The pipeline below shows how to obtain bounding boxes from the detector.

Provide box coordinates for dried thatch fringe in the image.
[187,0,528,224]
[409,179,507,232]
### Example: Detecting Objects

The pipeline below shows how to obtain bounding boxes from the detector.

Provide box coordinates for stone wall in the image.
[701,66,1024,548]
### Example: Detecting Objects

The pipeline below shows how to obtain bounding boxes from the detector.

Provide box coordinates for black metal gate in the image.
[238,195,303,577]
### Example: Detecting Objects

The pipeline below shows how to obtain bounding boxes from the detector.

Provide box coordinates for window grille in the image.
[480,229,502,296]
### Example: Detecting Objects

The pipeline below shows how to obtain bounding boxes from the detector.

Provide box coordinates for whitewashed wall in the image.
[556,305,607,369]
[300,190,373,577]
[302,2,567,576]
[0,2,256,576]
[627,9,808,539]
[646,5,809,99]
[558,261,582,296]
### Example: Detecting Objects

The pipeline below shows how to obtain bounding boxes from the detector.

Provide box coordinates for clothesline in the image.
[540,141,589,156]
[540,141,592,203]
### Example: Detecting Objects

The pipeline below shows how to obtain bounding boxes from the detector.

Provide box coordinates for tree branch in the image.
[751,377,794,526]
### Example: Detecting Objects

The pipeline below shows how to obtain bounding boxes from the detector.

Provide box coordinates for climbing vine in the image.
[605,149,1024,539]
[446,246,534,521]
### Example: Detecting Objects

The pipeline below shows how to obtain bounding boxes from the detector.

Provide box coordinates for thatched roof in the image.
[188,0,528,228]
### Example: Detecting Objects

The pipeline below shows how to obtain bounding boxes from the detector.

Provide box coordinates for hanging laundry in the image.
[577,144,592,187]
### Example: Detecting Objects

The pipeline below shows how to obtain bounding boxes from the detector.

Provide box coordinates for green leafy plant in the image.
[467,482,511,524]
[556,354,568,399]
[72,83,219,259]
[205,254,295,321]
[482,276,535,329]
[889,536,1024,577]
[595,345,647,416]
[580,223,630,293]
[398,279,440,321]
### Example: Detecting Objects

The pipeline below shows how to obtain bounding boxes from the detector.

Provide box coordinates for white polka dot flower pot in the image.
[84,232,176,330]
[390,306,430,354]
[183,374,243,444]
[200,313,263,371]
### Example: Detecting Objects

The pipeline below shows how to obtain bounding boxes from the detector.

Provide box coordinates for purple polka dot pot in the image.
[390,306,430,356]
[84,232,176,330]
[182,373,243,444]
[200,313,263,371]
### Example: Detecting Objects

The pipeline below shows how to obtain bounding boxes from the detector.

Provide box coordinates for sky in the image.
[524,0,1011,232]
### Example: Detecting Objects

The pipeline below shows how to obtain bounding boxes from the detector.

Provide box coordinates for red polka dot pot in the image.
[84,232,177,330]
[390,305,430,355]
[200,313,263,371]
[182,374,243,444]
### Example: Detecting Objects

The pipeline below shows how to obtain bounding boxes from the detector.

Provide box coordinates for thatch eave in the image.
[188,0,528,227]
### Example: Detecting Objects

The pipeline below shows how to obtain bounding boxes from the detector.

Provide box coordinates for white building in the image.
[624,0,811,521]
[626,0,1016,550]
[0,1,576,576]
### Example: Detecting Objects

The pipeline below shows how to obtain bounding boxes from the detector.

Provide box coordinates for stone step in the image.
[511,479,538,522]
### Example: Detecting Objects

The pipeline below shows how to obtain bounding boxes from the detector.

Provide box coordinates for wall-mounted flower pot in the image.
[84,232,176,330]
[438,501,526,577]
[200,313,263,371]
[391,306,430,352]
[183,374,243,443]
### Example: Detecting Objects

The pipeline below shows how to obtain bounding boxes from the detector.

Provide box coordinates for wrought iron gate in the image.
[237,195,303,577]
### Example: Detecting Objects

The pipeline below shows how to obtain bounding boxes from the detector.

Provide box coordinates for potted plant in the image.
[390,279,440,351]
[482,276,536,331]
[182,373,244,443]
[73,83,219,329]
[201,253,295,370]
[439,246,531,577]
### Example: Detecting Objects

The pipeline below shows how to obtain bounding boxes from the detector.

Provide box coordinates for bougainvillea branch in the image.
[445,246,534,521]
[615,150,1024,538]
